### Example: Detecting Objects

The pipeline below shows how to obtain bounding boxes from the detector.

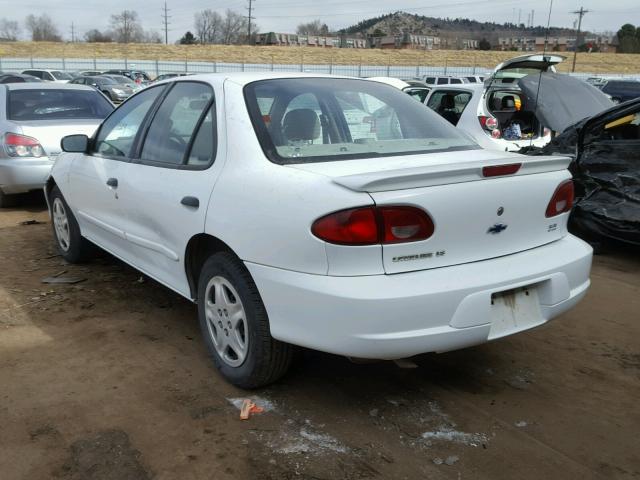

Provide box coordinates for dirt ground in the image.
[1,197,639,480]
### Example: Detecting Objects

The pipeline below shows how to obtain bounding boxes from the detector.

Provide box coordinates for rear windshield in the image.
[7,89,114,121]
[51,71,73,81]
[244,78,478,164]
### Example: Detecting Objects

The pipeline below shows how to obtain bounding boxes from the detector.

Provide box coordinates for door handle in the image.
[181,196,199,208]
[106,178,118,188]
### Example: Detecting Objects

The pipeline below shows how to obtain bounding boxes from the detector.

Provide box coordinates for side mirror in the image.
[61,134,89,153]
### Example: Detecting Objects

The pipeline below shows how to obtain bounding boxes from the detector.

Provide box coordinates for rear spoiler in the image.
[332,155,572,193]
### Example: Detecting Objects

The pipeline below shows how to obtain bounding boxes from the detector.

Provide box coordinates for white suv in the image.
[22,69,73,83]
[47,73,592,387]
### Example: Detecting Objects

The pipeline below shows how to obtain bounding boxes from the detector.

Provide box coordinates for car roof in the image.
[166,72,373,87]
[428,83,484,92]
[4,82,96,92]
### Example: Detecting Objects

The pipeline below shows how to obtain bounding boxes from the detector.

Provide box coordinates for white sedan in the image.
[46,73,592,388]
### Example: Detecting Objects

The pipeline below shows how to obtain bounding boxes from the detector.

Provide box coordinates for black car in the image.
[0,73,42,84]
[600,80,640,104]
[536,98,640,247]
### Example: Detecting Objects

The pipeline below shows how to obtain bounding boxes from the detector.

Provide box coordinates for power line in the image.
[162,1,172,45]
[571,6,590,72]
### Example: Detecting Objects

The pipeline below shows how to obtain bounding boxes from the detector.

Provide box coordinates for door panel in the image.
[116,82,220,296]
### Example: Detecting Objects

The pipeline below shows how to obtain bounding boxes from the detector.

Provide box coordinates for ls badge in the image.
[487,223,508,235]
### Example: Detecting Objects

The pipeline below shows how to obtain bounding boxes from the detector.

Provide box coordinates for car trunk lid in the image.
[11,119,101,159]
[289,151,572,273]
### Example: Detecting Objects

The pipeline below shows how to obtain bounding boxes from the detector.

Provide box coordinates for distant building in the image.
[369,33,442,50]
[497,34,617,53]
[255,32,366,48]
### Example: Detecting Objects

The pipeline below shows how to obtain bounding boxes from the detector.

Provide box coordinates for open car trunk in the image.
[291,150,572,274]
[487,89,543,141]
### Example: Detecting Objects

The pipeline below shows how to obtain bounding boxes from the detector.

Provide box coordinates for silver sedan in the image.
[0,83,113,207]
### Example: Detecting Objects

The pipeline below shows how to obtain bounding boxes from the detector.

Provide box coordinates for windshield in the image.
[7,89,114,120]
[111,76,135,85]
[244,78,478,164]
[51,71,73,80]
[94,77,116,85]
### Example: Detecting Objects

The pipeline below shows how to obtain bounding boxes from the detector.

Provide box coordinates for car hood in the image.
[518,72,614,133]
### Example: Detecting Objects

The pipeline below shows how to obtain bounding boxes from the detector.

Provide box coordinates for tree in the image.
[296,19,329,36]
[0,18,20,41]
[195,9,223,44]
[220,10,253,45]
[25,14,61,41]
[478,37,491,50]
[617,23,639,53]
[84,29,113,43]
[110,10,143,43]
[143,30,163,43]
[180,31,196,44]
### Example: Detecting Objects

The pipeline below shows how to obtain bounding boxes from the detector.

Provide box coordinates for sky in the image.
[7,0,639,43]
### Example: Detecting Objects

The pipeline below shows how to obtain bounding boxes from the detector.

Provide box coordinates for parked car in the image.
[419,75,468,86]
[422,54,612,152]
[99,75,144,92]
[102,69,151,84]
[599,80,640,104]
[0,83,114,207]
[154,73,191,82]
[585,76,608,88]
[0,73,42,84]
[46,73,592,387]
[533,98,640,247]
[21,69,73,83]
[367,77,431,103]
[69,75,135,103]
[76,71,103,77]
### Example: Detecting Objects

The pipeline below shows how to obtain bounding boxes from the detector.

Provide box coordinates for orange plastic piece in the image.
[240,399,264,420]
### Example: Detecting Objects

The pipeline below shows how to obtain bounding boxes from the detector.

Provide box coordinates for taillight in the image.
[482,163,522,177]
[312,206,434,246]
[545,180,574,217]
[379,207,435,244]
[4,133,45,158]
[479,115,498,130]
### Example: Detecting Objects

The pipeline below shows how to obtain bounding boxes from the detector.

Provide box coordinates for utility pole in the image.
[531,10,534,27]
[162,2,171,45]
[571,6,590,72]
[246,0,255,44]
[70,22,75,42]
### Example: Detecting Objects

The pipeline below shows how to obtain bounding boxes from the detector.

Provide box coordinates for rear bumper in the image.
[246,235,592,359]
[0,157,54,194]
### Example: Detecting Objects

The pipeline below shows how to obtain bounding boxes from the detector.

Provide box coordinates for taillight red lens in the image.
[312,206,434,245]
[545,180,574,217]
[311,207,379,245]
[379,206,434,244]
[4,133,45,157]
[479,116,498,130]
[482,163,522,177]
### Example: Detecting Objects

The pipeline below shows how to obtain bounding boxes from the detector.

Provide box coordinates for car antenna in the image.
[530,0,554,149]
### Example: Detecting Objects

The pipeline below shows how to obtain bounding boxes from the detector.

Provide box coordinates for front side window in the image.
[140,82,213,165]
[51,71,73,81]
[7,89,114,121]
[94,86,163,158]
[244,78,477,164]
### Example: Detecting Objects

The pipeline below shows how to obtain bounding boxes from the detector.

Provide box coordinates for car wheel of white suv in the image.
[49,186,93,263]
[197,252,293,388]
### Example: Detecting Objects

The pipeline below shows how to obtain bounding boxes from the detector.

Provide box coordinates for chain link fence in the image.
[1,57,638,80]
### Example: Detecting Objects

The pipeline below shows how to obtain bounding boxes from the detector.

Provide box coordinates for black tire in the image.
[197,251,293,388]
[49,185,93,263]
[0,190,16,208]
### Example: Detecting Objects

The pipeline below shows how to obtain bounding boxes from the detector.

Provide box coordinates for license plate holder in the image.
[488,285,543,339]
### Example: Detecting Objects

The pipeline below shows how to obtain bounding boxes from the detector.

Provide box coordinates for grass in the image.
[0,41,638,74]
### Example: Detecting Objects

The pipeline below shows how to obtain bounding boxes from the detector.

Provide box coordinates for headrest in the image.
[501,95,516,110]
[440,95,456,109]
[282,109,320,142]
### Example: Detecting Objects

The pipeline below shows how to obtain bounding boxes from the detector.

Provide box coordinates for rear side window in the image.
[450,78,462,84]
[140,82,213,166]
[94,86,163,158]
[437,78,448,85]
[7,89,114,121]
[187,108,216,166]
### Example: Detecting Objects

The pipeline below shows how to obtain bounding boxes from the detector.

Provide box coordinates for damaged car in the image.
[424,54,612,152]
[533,98,640,247]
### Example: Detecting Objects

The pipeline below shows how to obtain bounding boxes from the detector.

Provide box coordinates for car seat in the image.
[282,109,320,144]
[437,95,459,125]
